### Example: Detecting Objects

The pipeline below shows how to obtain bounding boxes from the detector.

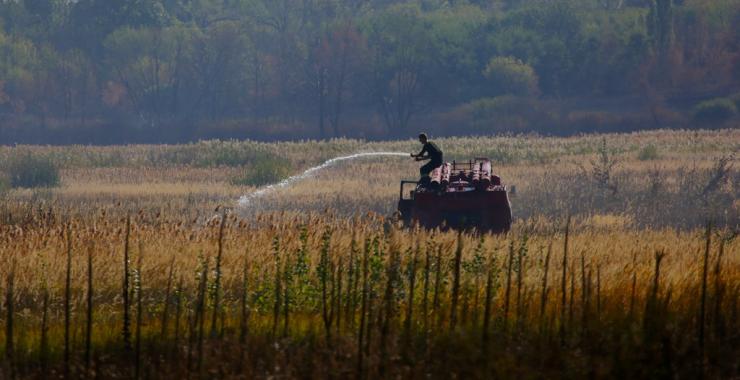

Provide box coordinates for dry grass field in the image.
[0,130,737,378]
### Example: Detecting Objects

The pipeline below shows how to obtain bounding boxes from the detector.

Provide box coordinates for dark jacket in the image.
[419,142,443,163]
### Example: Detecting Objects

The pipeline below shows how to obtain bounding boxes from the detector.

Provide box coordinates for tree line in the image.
[0,0,739,144]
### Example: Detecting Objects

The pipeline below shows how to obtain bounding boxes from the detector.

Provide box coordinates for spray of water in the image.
[237,151,409,208]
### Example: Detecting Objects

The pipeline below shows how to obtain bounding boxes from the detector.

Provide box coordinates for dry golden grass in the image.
[0,130,737,378]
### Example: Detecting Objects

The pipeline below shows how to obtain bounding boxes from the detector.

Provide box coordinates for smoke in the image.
[237,152,409,209]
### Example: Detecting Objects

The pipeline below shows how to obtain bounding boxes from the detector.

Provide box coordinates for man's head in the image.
[418,133,428,144]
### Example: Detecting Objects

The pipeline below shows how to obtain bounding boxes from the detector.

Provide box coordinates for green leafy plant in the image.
[638,144,660,161]
[6,153,60,188]
[231,157,292,187]
[692,98,737,124]
[0,175,9,194]
[483,56,540,97]
[730,92,740,110]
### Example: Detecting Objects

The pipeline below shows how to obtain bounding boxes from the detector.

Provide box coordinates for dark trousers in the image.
[420,160,442,177]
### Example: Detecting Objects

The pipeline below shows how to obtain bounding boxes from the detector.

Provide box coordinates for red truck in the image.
[397,158,512,233]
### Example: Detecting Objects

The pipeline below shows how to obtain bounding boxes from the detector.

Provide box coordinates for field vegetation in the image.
[1,0,740,143]
[0,130,737,378]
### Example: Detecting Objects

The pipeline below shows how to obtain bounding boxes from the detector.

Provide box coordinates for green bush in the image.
[483,56,540,97]
[0,175,9,194]
[637,144,660,161]
[6,153,60,188]
[231,157,292,187]
[692,98,737,124]
[452,96,554,133]
[731,92,740,110]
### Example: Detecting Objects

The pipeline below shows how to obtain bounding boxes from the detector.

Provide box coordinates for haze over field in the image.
[1,0,740,143]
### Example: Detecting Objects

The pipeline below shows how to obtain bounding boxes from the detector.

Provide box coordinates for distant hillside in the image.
[1,0,739,144]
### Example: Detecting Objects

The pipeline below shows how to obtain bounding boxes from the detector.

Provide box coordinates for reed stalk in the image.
[335,256,343,335]
[5,264,15,374]
[161,254,176,339]
[379,246,400,376]
[240,253,249,344]
[580,253,588,336]
[560,217,570,344]
[568,262,575,333]
[515,238,526,331]
[699,222,711,353]
[712,238,725,338]
[173,276,183,345]
[196,255,209,372]
[596,264,601,320]
[346,237,359,329]
[272,236,282,339]
[432,245,442,329]
[357,238,370,378]
[422,242,431,335]
[85,243,94,369]
[503,240,514,331]
[482,247,496,348]
[629,251,637,321]
[64,225,72,377]
[643,250,664,343]
[122,216,132,350]
[210,213,226,338]
[450,232,463,330]
[134,243,144,380]
[39,275,49,375]
[540,242,552,333]
[283,249,292,338]
[403,243,419,349]
[319,230,332,341]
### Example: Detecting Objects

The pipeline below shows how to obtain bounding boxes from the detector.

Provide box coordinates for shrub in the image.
[731,92,740,110]
[231,157,292,187]
[483,56,540,97]
[692,98,737,124]
[638,144,660,161]
[6,153,60,188]
[463,96,554,132]
[0,175,8,194]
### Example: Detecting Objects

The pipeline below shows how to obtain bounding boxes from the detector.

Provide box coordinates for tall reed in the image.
[39,269,49,375]
[403,242,419,349]
[450,232,463,330]
[699,222,711,353]
[134,243,144,379]
[5,263,15,374]
[319,230,332,341]
[240,253,249,344]
[421,242,431,335]
[540,242,552,332]
[85,243,94,368]
[271,236,281,339]
[379,245,400,376]
[211,213,226,338]
[560,217,570,344]
[122,216,132,350]
[713,238,725,338]
[503,241,514,330]
[64,225,72,377]
[357,237,370,378]
[432,245,442,329]
[161,254,176,339]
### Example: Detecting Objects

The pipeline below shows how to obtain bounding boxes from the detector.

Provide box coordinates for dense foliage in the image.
[1,0,739,143]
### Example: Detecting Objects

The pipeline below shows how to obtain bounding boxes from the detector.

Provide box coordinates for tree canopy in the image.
[0,0,739,143]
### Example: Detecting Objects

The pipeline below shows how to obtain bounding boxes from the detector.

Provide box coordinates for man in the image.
[411,133,443,179]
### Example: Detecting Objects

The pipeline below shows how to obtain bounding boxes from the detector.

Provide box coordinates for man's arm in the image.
[412,144,429,160]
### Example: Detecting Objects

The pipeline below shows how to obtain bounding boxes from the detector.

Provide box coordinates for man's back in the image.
[423,142,443,162]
